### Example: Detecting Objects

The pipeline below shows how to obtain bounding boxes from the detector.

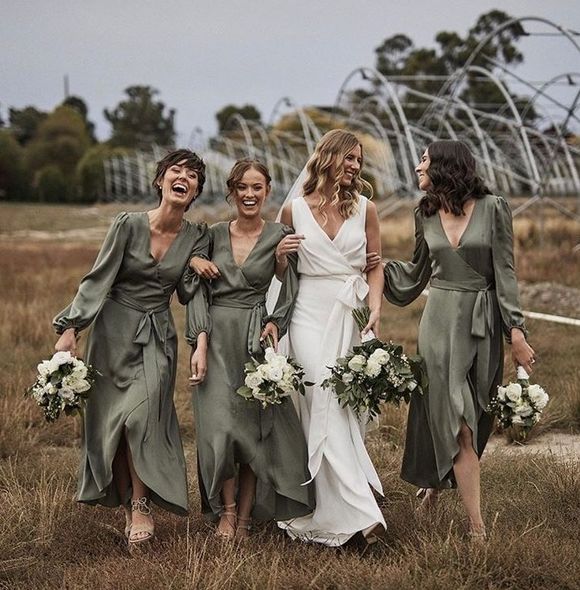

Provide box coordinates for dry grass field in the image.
[0,200,579,590]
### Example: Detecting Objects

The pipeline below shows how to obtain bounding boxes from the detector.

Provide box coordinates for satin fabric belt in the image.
[108,290,170,439]
[430,278,495,338]
[211,296,274,440]
[299,273,369,309]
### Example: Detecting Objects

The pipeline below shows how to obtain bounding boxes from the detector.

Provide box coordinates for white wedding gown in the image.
[277,195,386,546]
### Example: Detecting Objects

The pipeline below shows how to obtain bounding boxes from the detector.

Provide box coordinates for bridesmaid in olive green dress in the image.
[187,159,314,540]
[53,149,209,548]
[383,140,536,538]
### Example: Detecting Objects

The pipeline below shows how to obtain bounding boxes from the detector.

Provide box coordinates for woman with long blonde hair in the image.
[274,129,386,546]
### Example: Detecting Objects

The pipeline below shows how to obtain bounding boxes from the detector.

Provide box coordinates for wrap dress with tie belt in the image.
[383,195,527,488]
[186,221,315,521]
[53,211,209,515]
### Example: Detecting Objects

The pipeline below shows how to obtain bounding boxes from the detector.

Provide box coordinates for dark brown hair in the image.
[152,149,206,210]
[418,140,490,217]
[225,158,271,203]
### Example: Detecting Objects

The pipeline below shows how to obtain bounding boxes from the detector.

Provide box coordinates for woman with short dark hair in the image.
[53,148,209,548]
[384,140,536,538]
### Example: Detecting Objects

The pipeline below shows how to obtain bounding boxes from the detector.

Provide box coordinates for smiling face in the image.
[160,160,199,209]
[231,167,271,219]
[415,149,432,191]
[338,144,362,187]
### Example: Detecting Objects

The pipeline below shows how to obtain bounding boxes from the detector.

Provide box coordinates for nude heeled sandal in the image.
[128,497,155,548]
[215,503,237,540]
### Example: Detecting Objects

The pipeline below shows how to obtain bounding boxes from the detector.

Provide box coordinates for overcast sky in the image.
[2,0,579,144]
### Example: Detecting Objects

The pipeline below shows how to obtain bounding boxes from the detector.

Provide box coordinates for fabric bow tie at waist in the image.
[108,291,170,439]
[430,278,495,338]
[302,274,369,308]
[212,296,267,357]
[212,295,274,438]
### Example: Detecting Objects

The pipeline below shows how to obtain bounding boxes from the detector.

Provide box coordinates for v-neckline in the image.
[144,212,185,265]
[437,199,479,250]
[227,220,267,268]
[300,197,347,243]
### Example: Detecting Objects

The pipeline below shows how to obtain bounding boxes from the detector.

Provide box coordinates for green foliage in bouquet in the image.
[322,306,428,420]
[26,351,98,422]
[236,335,312,408]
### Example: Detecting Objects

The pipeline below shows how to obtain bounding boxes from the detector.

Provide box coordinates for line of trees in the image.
[0,86,176,203]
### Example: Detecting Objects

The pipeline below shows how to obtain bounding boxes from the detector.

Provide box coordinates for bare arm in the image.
[363,201,384,336]
[275,204,304,279]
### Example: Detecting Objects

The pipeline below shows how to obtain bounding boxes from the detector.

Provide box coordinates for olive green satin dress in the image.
[384,196,526,488]
[186,221,315,521]
[53,212,208,515]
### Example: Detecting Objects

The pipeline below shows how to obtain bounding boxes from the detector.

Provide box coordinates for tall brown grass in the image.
[1,203,579,589]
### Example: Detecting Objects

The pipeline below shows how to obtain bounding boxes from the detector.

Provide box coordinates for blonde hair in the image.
[302,129,373,224]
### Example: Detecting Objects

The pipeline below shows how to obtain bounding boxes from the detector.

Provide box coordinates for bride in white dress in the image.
[273,129,386,546]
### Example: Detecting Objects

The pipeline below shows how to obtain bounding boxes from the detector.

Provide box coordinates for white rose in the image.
[363,360,381,378]
[51,351,73,367]
[75,379,91,393]
[59,387,76,402]
[37,360,52,377]
[348,355,366,373]
[514,402,534,417]
[264,366,283,383]
[505,383,522,403]
[245,372,264,389]
[72,364,88,380]
[497,386,507,401]
[369,349,390,365]
[342,372,354,384]
[527,384,549,410]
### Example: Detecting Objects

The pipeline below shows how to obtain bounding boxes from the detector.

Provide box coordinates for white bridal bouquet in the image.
[321,307,427,420]
[488,366,549,442]
[237,337,311,408]
[26,351,98,422]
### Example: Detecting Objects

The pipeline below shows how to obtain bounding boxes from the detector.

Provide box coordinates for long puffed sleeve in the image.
[263,227,299,338]
[176,223,210,305]
[53,212,130,334]
[491,196,527,341]
[185,281,211,347]
[384,208,432,306]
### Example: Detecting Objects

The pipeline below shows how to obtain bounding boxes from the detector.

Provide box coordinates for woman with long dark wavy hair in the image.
[384,140,536,538]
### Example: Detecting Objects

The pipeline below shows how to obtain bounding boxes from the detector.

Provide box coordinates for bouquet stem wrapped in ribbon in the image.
[322,306,428,420]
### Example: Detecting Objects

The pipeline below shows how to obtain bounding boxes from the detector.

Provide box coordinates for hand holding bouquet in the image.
[236,336,311,408]
[322,306,427,420]
[488,366,549,442]
[26,351,98,422]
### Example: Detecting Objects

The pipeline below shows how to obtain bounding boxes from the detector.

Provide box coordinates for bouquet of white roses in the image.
[236,337,311,408]
[488,366,549,442]
[321,307,427,420]
[26,351,98,422]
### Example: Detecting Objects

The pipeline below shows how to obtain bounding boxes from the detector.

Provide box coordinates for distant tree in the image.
[8,106,48,145]
[0,129,30,200]
[216,104,262,133]
[104,86,175,148]
[76,144,127,203]
[25,105,92,201]
[373,10,534,122]
[62,95,97,143]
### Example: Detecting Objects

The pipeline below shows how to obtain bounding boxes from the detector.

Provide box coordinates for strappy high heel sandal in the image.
[362,522,385,545]
[467,523,487,543]
[128,497,154,549]
[215,503,237,540]
[235,516,252,540]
